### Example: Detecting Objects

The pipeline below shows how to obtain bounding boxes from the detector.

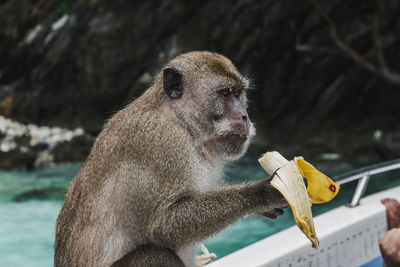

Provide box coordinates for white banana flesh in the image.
[258,151,319,249]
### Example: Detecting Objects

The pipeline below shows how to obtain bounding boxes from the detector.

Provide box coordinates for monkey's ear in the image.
[163,67,183,99]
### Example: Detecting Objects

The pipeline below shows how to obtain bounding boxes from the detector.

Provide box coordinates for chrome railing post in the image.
[347,173,371,208]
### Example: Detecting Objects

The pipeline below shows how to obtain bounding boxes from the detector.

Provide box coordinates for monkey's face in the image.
[204,83,256,161]
[162,52,256,161]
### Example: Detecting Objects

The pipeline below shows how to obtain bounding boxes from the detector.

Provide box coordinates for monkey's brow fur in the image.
[54,51,286,267]
[170,51,248,89]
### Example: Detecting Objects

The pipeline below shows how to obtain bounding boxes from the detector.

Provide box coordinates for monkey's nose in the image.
[241,115,247,121]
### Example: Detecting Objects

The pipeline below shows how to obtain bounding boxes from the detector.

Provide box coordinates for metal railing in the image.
[334,158,400,207]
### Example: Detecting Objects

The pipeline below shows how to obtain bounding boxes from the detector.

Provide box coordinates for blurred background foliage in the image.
[0,0,400,165]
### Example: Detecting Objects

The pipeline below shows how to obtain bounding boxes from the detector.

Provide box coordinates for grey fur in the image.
[54,51,286,267]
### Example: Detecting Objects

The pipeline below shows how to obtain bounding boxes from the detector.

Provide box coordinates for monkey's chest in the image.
[193,162,223,192]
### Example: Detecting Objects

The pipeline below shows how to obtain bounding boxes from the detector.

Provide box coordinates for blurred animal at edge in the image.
[380,198,400,267]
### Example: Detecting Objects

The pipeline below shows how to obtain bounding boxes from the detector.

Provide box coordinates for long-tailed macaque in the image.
[55,51,286,267]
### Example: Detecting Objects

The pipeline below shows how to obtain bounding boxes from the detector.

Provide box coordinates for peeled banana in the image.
[258,151,340,249]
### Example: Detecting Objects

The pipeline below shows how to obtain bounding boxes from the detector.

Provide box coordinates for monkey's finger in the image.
[265,167,280,183]
[260,208,284,219]
[262,212,277,219]
[277,200,289,209]
[274,208,284,215]
[266,183,289,209]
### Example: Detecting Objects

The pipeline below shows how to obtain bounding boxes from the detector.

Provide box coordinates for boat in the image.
[208,159,400,267]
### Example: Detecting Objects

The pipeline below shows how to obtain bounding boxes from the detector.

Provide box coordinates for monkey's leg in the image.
[111,244,185,267]
[150,180,286,248]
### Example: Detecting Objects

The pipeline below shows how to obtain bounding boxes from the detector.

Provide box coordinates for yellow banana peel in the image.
[295,157,340,204]
[258,151,340,249]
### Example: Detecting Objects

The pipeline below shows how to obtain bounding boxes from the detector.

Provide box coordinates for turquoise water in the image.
[0,158,399,266]
[0,165,80,267]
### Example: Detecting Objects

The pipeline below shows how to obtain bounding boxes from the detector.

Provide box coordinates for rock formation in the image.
[1,0,399,168]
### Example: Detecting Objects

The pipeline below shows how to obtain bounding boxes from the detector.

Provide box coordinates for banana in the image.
[295,157,340,203]
[258,151,340,249]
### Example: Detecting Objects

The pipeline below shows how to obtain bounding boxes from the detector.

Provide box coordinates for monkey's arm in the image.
[149,179,286,248]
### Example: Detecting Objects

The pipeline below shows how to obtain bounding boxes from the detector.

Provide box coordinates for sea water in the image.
[0,158,399,267]
[0,165,79,267]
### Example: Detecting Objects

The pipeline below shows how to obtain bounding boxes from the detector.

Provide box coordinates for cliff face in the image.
[1,0,400,160]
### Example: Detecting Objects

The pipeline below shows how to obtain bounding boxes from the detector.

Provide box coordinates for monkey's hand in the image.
[258,174,288,219]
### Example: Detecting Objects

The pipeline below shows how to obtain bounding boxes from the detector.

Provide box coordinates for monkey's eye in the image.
[219,88,230,97]
[232,88,243,97]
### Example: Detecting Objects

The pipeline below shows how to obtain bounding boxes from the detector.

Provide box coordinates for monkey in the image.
[54,51,287,267]
[110,245,185,267]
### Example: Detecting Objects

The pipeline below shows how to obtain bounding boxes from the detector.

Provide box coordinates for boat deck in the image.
[208,186,400,267]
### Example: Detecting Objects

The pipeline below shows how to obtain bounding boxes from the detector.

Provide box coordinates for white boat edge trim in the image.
[208,185,400,267]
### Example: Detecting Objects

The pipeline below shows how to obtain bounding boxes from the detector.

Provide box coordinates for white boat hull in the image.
[208,186,400,267]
